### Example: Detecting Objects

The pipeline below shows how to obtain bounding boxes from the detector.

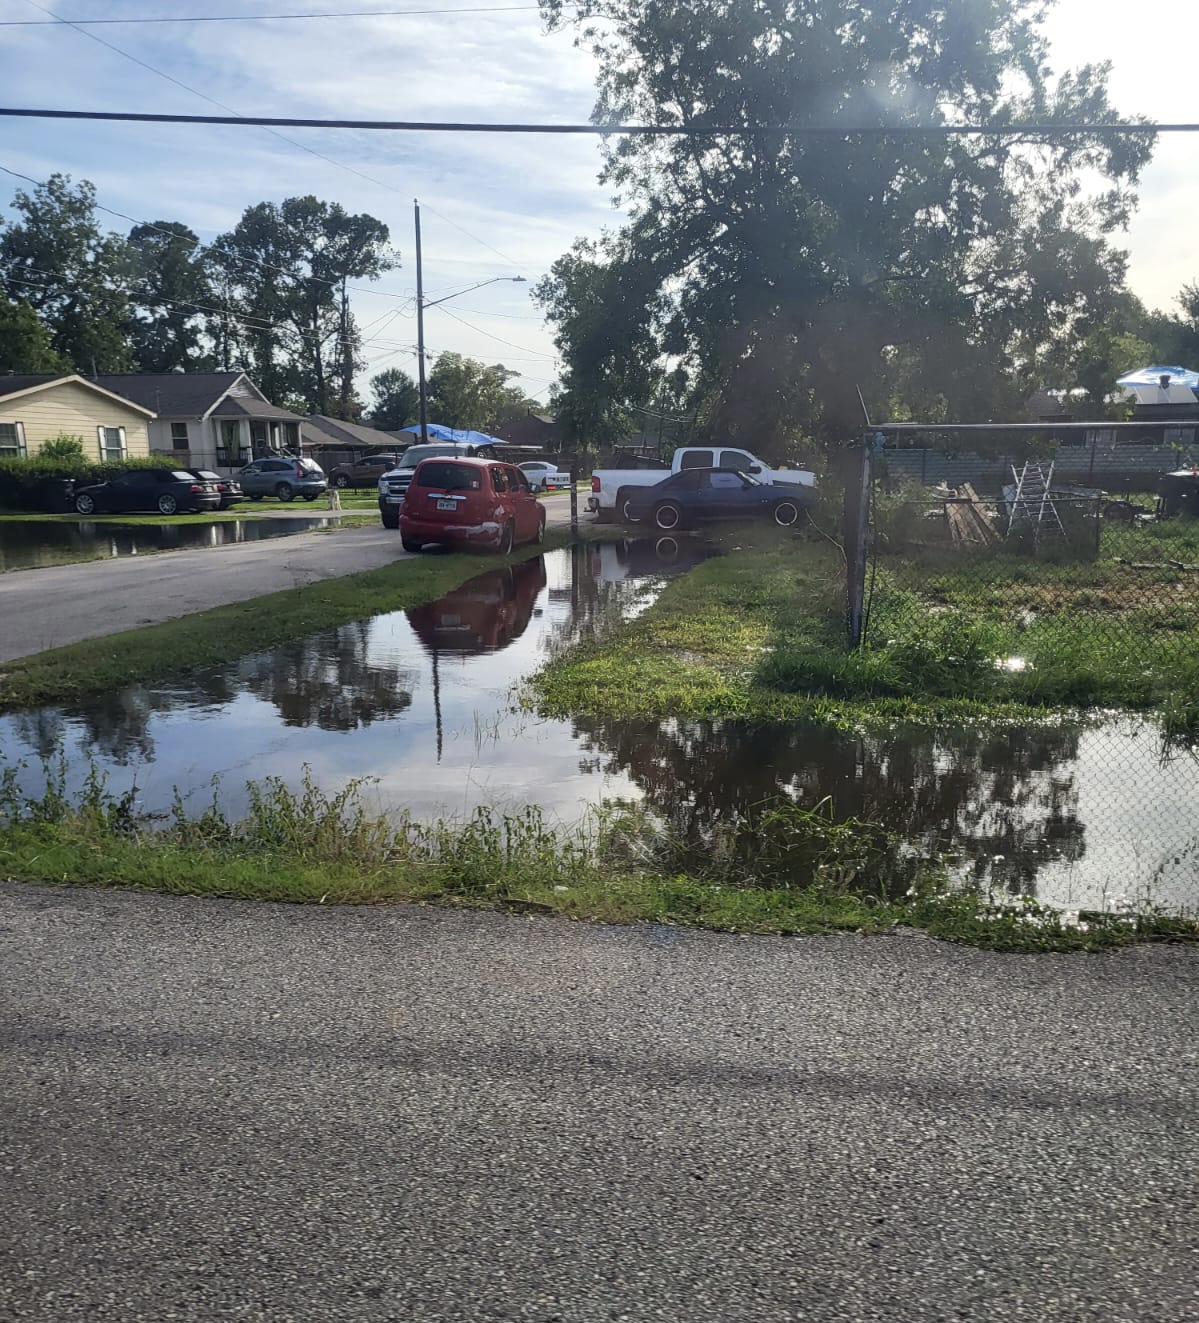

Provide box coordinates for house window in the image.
[0,421,26,458]
[170,422,190,449]
[97,426,126,461]
[283,422,300,449]
[216,419,246,466]
[250,421,268,451]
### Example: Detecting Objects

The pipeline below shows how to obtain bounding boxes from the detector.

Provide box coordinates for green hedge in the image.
[0,452,178,509]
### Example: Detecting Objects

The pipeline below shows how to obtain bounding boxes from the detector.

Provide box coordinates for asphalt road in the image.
[1,881,1195,1322]
[0,495,577,663]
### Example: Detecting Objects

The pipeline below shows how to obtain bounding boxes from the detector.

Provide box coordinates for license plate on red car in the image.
[436,499,457,511]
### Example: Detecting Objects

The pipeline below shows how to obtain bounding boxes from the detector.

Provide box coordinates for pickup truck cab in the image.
[588,445,815,523]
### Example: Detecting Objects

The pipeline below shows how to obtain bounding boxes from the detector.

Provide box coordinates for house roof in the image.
[95,372,247,417]
[0,373,157,416]
[214,396,306,421]
[302,415,403,450]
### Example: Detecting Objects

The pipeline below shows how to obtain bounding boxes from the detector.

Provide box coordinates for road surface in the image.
[0,494,578,663]
[1,880,1195,1322]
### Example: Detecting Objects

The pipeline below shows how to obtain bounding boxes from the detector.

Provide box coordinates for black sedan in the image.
[623,468,811,531]
[187,468,244,510]
[73,468,222,517]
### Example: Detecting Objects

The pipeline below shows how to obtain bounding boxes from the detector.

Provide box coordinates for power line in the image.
[0,106,1181,135]
[0,163,414,305]
[437,306,557,359]
[420,200,522,273]
[18,2,411,198]
[1,5,547,23]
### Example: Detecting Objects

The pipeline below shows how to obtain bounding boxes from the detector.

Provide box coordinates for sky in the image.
[0,0,1196,406]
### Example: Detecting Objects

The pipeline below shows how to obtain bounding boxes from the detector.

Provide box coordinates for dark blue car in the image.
[624,468,810,531]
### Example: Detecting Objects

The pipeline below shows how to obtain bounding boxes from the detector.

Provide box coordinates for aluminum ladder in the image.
[1006,460,1065,545]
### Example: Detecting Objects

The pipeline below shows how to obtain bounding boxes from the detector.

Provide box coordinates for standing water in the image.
[0,540,1196,914]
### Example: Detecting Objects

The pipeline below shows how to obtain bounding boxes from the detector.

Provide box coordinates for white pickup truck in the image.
[587,446,816,523]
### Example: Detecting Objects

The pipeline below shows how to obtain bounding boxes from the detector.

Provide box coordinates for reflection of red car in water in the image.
[406,556,548,656]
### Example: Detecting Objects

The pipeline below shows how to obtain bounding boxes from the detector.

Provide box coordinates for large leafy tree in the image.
[0,174,134,372]
[369,367,421,431]
[426,352,536,431]
[538,0,1154,453]
[0,294,70,373]
[209,197,398,414]
[127,221,215,373]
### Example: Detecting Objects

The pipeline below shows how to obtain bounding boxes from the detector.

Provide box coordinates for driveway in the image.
[0,495,578,663]
[1,881,1195,1322]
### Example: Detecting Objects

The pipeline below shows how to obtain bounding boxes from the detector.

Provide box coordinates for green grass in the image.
[1,763,1190,951]
[531,528,1199,734]
[0,535,567,711]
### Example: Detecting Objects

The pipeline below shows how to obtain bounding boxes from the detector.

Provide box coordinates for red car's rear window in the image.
[414,462,482,491]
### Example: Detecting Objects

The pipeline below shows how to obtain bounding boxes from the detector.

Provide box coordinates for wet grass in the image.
[0,535,568,711]
[532,530,1199,738]
[1,761,1191,952]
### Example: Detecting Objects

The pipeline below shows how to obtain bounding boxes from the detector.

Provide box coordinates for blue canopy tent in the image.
[1116,365,1199,390]
[396,423,505,447]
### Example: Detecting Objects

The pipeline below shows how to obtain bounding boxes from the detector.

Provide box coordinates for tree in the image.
[127,221,214,372]
[537,0,1153,454]
[369,367,421,430]
[209,197,398,413]
[0,294,69,373]
[0,174,134,371]
[426,352,535,431]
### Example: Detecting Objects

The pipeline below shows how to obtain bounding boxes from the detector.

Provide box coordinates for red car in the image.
[399,456,546,554]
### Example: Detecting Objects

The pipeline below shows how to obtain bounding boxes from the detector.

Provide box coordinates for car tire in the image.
[497,521,515,555]
[535,511,546,545]
[401,537,423,553]
[655,536,680,564]
[275,482,295,502]
[653,501,683,531]
[302,493,318,502]
[381,507,400,530]
[773,499,800,527]
[335,474,350,489]
[157,494,179,515]
[617,488,641,523]
[74,493,96,515]
[248,494,263,502]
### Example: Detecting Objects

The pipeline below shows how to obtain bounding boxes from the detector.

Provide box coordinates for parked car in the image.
[590,444,816,523]
[622,467,812,531]
[237,456,328,502]
[399,457,546,554]
[327,453,400,490]
[519,460,571,492]
[186,468,243,510]
[378,441,499,528]
[73,468,222,517]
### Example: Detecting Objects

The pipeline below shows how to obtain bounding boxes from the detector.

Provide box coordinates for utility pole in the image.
[414,198,429,445]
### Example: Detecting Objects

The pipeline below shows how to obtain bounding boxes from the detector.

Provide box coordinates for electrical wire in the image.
[0,106,1182,135]
[436,306,558,359]
[1,5,549,22]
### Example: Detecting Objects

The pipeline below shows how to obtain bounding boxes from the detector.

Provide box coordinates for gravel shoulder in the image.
[0,495,577,663]
[1,880,1195,1322]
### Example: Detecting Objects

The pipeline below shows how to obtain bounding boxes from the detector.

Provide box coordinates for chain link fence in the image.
[849,449,1199,911]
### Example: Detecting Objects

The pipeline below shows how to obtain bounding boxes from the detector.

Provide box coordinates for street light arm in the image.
[422,275,525,309]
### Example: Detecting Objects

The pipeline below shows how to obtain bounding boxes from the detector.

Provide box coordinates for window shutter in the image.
[97,425,105,458]
[16,421,26,456]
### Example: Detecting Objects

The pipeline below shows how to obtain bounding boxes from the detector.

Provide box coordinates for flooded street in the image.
[0,517,335,571]
[1,540,1196,914]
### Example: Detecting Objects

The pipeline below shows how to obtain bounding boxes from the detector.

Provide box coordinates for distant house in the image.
[493,410,562,452]
[0,373,155,461]
[95,372,306,472]
[301,414,403,456]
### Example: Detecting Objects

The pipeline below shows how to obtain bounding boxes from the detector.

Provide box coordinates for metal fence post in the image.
[846,439,873,649]
[569,462,578,533]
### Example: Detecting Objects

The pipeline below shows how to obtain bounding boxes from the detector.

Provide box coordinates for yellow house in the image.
[0,374,156,461]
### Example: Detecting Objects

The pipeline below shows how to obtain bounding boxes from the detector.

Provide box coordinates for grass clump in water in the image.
[0,757,1192,953]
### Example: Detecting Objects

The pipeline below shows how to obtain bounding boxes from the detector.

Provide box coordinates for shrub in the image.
[0,451,177,509]
[37,433,87,461]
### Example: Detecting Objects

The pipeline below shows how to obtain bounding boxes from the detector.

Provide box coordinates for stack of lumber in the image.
[944,483,999,548]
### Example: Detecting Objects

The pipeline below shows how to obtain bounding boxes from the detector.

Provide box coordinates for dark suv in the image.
[238,456,328,502]
[327,454,400,490]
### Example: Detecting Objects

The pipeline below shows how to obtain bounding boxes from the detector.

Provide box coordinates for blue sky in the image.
[1,0,1196,404]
